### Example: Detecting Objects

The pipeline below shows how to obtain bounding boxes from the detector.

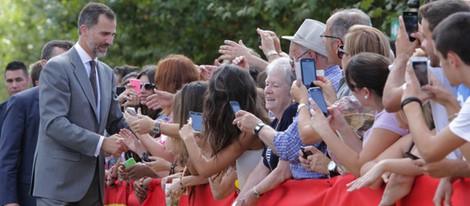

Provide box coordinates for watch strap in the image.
[254,123,265,136]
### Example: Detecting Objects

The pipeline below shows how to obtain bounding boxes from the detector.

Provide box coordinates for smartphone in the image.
[126,107,137,116]
[229,101,241,114]
[308,87,329,117]
[403,11,419,41]
[123,157,137,168]
[129,79,141,96]
[404,151,420,160]
[116,86,125,96]
[300,58,316,88]
[190,111,203,132]
[300,147,313,159]
[411,56,428,86]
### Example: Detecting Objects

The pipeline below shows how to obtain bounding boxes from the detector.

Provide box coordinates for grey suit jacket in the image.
[31,47,126,202]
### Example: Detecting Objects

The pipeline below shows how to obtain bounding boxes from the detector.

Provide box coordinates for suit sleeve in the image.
[105,70,128,135]
[39,61,100,156]
[0,96,25,204]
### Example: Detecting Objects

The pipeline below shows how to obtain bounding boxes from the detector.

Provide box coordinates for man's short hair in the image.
[330,8,372,39]
[433,12,470,65]
[41,40,74,60]
[78,2,115,35]
[29,61,42,87]
[4,61,28,78]
[419,0,470,32]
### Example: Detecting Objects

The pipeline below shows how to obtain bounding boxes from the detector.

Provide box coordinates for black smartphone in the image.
[189,111,203,132]
[403,11,419,41]
[229,101,241,114]
[404,151,420,160]
[308,87,329,117]
[116,86,125,96]
[411,56,428,86]
[300,58,316,88]
[300,147,313,159]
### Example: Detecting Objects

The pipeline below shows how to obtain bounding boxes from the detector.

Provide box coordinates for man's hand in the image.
[218,40,252,62]
[102,134,125,157]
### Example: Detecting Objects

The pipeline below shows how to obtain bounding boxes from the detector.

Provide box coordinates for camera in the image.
[407,0,420,11]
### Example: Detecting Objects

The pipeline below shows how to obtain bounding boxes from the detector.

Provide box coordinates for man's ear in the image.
[79,24,88,36]
[447,51,461,69]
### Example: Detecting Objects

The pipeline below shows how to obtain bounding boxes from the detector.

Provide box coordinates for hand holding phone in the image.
[300,147,313,159]
[189,111,203,132]
[308,87,329,117]
[403,11,419,41]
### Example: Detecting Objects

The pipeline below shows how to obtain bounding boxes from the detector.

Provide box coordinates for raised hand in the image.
[146,89,174,110]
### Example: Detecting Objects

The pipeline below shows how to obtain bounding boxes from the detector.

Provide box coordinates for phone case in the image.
[124,157,137,168]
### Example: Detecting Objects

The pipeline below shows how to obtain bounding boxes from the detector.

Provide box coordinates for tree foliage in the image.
[0,0,407,101]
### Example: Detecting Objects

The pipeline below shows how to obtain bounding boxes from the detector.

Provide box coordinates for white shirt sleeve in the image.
[94,135,105,157]
[449,98,470,142]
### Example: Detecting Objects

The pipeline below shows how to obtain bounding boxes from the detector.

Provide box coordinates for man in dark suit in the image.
[0,40,73,206]
[0,61,30,136]
[31,2,127,205]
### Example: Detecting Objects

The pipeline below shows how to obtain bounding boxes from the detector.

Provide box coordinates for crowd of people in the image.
[1,0,470,205]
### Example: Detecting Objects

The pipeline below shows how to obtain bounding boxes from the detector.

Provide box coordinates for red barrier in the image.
[105,175,470,206]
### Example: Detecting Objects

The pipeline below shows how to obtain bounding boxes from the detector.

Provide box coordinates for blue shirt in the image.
[273,115,328,179]
[457,84,470,106]
[324,64,342,92]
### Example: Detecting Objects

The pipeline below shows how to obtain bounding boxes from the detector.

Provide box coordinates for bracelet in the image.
[253,186,263,198]
[169,163,176,175]
[264,50,278,58]
[179,177,184,192]
[448,113,458,122]
[297,103,308,113]
[151,121,162,137]
[400,96,422,110]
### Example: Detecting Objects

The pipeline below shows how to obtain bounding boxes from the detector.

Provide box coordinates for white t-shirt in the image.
[449,98,470,142]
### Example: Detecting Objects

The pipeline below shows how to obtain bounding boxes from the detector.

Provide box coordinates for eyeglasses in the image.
[320,33,344,44]
[140,83,155,90]
[289,49,310,67]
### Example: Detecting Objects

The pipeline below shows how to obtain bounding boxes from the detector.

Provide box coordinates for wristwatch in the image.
[328,160,339,177]
[264,50,278,58]
[254,122,265,136]
[151,121,161,137]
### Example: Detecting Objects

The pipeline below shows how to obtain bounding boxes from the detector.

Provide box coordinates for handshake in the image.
[102,134,128,157]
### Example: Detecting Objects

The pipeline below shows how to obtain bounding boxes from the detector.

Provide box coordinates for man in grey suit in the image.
[32,3,127,205]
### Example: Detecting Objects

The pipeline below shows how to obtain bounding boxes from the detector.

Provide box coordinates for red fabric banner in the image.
[105,175,470,206]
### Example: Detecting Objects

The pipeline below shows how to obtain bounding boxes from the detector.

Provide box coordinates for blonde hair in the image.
[343,25,391,58]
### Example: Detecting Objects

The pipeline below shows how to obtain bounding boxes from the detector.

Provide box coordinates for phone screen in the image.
[308,87,329,117]
[190,111,203,132]
[300,58,316,88]
[229,101,241,114]
[403,11,418,41]
[412,59,428,86]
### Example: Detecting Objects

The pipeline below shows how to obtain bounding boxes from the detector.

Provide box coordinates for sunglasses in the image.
[140,83,155,90]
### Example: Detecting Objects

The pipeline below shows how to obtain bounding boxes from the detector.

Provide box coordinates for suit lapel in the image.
[69,48,99,119]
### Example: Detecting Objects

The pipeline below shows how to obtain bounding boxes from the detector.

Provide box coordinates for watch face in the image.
[328,160,336,171]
